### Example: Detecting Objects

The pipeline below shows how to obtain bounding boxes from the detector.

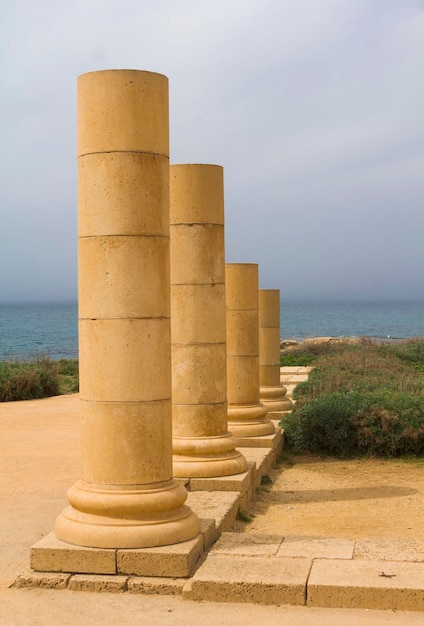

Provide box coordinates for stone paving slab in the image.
[354,538,424,562]
[183,554,311,605]
[69,574,128,593]
[127,575,185,595]
[186,491,240,534]
[235,427,282,449]
[14,568,71,589]
[31,533,117,574]
[188,466,254,494]
[117,533,204,578]
[280,374,310,384]
[278,536,355,560]
[307,558,424,611]
[209,532,283,556]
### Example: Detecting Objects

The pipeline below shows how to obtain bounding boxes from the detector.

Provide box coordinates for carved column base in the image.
[228,403,276,438]
[173,433,247,478]
[260,385,294,411]
[55,479,200,549]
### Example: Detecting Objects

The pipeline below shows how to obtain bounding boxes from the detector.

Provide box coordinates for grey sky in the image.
[1,0,423,301]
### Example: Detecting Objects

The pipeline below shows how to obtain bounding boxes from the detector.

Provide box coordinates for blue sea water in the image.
[0,302,78,360]
[0,300,423,361]
[280,300,424,341]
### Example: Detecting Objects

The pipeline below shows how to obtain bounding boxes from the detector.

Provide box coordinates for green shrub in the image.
[57,359,79,393]
[58,359,79,377]
[0,357,60,401]
[281,392,369,457]
[280,339,424,458]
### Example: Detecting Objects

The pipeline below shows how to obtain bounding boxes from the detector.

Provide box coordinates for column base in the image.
[54,479,200,549]
[227,403,275,438]
[260,385,294,411]
[173,433,247,478]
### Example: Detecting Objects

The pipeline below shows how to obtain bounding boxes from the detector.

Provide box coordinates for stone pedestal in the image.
[170,164,247,478]
[259,289,293,413]
[54,69,199,549]
[225,263,275,438]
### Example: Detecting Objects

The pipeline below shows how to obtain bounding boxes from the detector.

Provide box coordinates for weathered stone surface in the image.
[354,538,424,562]
[69,574,128,592]
[30,533,116,574]
[14,568,70,589]
[187,491,240,534]
[209,533,283,556]
[308,558,424,610]
[117,534,204,578]
[278,536,354,560]
[128,576,185,595]
[184,554,310,605]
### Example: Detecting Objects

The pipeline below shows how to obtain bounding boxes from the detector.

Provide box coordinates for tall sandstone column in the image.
[259,289,293,412]
[170,164,247,477]
[226,263,275,437]
[55,70,200,549]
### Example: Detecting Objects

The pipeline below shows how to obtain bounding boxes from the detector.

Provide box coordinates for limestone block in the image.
[307,558,424,610]
[79,318,171,402]
[209,533,283,556]
[188,466,253,494]
[277,536,355,559]
[227,357,261,405]
[127,576,185,595]
[78,152,169,237]
[170,163,224,224]
[226,310,259,355]
[184,555,310,605]
[170,284,226,344]
[172,403,229,438]
[354,538,424,562]
[170,223,225,285]
[186,491,240,535]
[30,533,116,574]
[69,574,128,592]
[225,264,258,310]
[14,568,71,589]
[79,400,172,484]
[78,235,170,319]
[259,327,281,365]
[78,69,169,156]
[117,534,204,578]
[171,343,227,404]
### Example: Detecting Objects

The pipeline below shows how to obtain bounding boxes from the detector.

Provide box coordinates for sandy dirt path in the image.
[237,454,424,540]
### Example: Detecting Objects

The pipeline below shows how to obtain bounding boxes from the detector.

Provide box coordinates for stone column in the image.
[225,263,275,437]
[55,70,200,549]
[259,289,293,413]
[170,164,247,478]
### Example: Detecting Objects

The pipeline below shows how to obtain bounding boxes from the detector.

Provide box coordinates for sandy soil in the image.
[237,454,424,540]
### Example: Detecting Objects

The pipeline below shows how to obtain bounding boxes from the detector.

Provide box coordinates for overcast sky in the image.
[1,0,423,302]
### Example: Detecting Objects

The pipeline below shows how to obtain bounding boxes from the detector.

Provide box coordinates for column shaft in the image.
[55,70,199,549]
[259,289,293,412]
[225,263,275,437]
[170,164,247,477]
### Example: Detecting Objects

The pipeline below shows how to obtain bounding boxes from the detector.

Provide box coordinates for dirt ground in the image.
[237,453,424,540]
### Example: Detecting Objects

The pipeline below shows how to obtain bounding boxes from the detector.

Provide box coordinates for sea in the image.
[0,300,423,361]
